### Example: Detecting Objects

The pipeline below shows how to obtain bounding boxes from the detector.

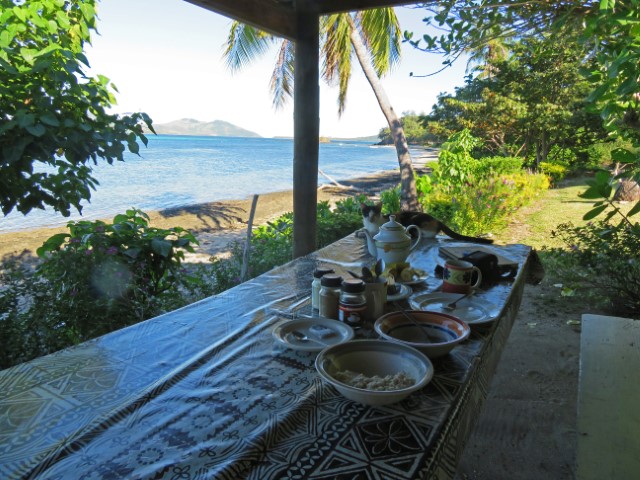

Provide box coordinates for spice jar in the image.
[311,267,334,311]
[339,279,367,327]
[318,274,342,320]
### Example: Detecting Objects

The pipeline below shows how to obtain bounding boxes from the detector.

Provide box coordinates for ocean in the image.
[0,135,420,233]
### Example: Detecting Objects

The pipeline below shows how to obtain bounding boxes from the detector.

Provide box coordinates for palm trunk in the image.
[347,16,419,211]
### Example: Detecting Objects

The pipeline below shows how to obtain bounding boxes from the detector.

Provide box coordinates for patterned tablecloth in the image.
[0,235,532,480]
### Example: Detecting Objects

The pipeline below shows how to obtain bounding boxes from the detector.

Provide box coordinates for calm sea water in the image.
[1,135,417,233]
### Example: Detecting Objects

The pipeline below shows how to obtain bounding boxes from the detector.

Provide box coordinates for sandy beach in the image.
[0,168,408,262]
[0,148,439,262]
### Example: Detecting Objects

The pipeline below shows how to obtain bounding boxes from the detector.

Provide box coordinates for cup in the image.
[364,278,387,321]
[443,259,482,294]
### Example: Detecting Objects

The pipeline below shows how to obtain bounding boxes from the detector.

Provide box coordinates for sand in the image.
[0,169,408,262]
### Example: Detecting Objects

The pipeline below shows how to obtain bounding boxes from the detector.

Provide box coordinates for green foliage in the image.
[410,0,639,224]
[379,186,401,214]
[548,221,640,316]
[0,210,208,369]
[423,172,550,236]
[581,1,640,145]
[431,129,481,192]
[539,162,568,183]
[378,112,432,144]
[35,209,202,332]
[475,156,523,177]
[0,0,154,217]
[580,168,640,221]
[424,36,606,165]
[417,130,550,235]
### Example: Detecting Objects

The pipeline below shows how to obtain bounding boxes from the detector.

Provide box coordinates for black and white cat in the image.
[361,202,493,244]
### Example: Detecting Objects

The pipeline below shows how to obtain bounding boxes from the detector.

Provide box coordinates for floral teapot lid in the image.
[373,215,411,243]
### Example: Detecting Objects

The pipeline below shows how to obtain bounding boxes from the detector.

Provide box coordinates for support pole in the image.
[292,10,319,259]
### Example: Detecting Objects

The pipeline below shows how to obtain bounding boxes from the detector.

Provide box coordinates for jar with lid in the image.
[338,279,367,327]
[318,274,343,320]
[311,267,334,311]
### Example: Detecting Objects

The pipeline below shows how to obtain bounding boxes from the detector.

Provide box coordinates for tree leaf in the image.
[583,204,608,220]
[25,124,46,137]
[627,201,640,217]
[151,238,172,258]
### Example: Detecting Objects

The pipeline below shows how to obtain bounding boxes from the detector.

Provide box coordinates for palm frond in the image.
[321,14,353,115]
[270,40,294,109]
[356,8,401,78]
[223,21,272,73]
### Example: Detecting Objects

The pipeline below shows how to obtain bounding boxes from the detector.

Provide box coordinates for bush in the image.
[475,156,523,177]
[539,161,569,183]
[0,210,208,369]
[548,221,640,316]
[379,186,401,214]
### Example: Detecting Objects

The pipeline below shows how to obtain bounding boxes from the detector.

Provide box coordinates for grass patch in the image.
[496,174,634,250]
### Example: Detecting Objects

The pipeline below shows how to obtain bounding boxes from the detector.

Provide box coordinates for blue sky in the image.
[86,0,469,138]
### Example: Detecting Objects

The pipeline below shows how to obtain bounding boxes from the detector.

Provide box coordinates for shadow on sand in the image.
[158,203,246,233]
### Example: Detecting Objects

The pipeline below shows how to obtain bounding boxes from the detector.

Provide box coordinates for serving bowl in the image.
[315,339,433,406]
[374,310,470,358]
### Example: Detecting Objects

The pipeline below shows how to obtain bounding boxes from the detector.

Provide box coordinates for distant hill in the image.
[150,118,261,138]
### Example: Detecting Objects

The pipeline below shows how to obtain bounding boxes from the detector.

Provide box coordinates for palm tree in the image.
[224,8,419,210]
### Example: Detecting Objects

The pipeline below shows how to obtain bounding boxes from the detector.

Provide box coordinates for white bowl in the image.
[374,310,470,358]
[315,339,434,406]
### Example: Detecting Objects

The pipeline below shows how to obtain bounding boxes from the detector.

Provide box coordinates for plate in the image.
[408,292,500,325]
[272,317,354,352]
[386,284,412,302]
[398,274,429,286]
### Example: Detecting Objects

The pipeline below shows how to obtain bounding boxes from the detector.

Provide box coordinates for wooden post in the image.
[292,10,319,259]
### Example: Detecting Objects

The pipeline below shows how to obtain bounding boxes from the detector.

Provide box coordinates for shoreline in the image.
[0,168,416,261]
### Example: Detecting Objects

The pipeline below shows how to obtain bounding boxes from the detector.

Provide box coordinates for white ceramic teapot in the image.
[362,215,421,264]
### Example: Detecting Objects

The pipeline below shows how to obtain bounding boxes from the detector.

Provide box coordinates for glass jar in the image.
[318,274,343,320]
[339,279,366,327]
[311,267,334,311]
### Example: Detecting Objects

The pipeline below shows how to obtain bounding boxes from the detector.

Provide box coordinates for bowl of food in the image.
[315,339,433,406]
[374,310,470,358]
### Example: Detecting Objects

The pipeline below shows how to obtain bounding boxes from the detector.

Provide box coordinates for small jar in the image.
[339,279,367,327]
[318,274,343,320]
[311,267,334,311]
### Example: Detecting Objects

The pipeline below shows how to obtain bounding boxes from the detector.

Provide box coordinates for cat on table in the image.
[361,202,493,244]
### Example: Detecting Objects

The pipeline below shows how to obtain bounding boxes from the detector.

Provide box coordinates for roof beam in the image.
[306,0,421,15]
[184,0,296,39]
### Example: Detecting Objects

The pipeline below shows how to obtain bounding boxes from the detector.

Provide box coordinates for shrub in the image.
[431,129,482,193]
[539,161,569,183]
[0,210,206,368]
[475,156,523,177]
[379,186,402,215]
[548,221,640,316]
[421,172,550,236]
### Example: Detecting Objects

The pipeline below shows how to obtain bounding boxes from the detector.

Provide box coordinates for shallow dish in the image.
[273,317,354,352]
[409,292,500,325]
[315,340,433,406]
[374,310,470,358]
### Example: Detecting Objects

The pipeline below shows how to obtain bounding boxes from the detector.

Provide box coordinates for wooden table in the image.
[0,235,533,479]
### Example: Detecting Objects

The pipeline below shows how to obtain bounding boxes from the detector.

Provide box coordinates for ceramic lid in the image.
[373,215,411,243]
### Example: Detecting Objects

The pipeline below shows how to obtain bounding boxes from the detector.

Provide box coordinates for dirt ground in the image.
[1,163,588,478]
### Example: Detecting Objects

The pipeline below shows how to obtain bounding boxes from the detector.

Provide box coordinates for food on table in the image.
[309,324,337,338]
[381,262,426,283]
[333,369,415,391]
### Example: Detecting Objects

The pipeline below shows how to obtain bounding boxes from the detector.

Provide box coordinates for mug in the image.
[443,259,482,294]
[364,278,387,321]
